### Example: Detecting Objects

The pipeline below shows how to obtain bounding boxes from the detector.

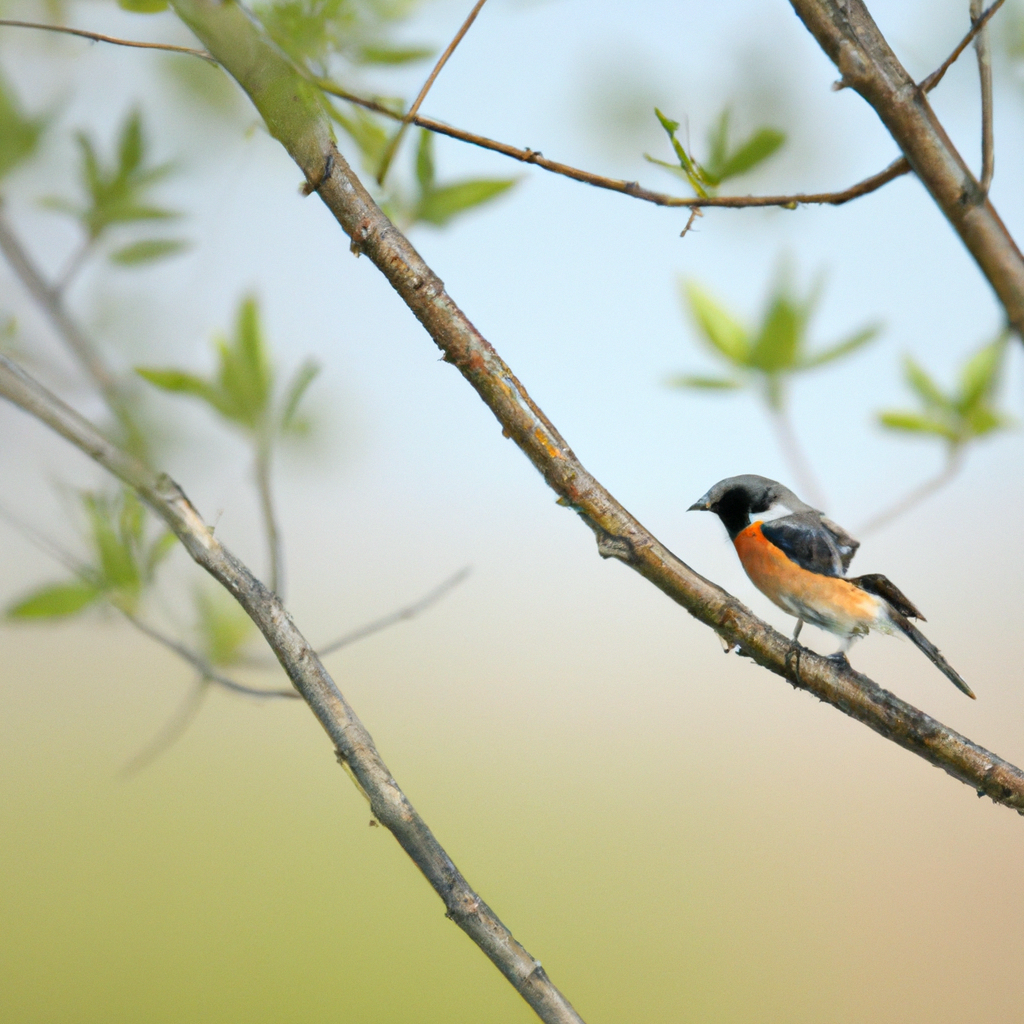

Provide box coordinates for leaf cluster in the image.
[42,110,189,267]
[646,108,785,198]
[672,276,878,410]
[136,294,320,439]
[879,336,1012,450]
[6,489,175,620]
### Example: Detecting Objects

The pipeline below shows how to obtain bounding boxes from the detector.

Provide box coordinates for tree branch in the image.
[0,350,587,1024]
[789,0,1024,336]
[970,0,995,195]
[167,2,1024,827]
[375,0,489,185]
[253,435,282,597]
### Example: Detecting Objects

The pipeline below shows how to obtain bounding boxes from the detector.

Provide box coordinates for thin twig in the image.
[122,609,298,699]
[375,0,489,186]
[971,0,995,195]
[0,18,216,62]
[254,436,282,597]
[856,451,963,536]
[53,237,94,297]
[318,566,470,656]
[767,406,828,511]
[119,676,211,775]
[323,82,912,211]
[239,566,471,668]
[918,0,1005,93]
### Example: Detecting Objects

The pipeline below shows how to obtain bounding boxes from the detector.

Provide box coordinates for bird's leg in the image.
[828,635,855,666]
[792,618,804,642]
[785,618,806,684]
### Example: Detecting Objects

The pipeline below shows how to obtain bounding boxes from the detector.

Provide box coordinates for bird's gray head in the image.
[688,474,813,539]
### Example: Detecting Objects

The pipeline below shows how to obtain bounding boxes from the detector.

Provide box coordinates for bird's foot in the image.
[827,650,851,667]
[785,642,804,685]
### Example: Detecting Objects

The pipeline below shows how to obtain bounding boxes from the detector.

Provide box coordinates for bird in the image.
[688,474,974,698]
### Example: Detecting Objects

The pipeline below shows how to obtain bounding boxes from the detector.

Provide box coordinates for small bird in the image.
[689,474,974,698]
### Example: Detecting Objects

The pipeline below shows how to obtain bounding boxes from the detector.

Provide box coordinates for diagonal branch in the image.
[970,0,995,195]
[375,0,489,185]
[789,0,1024,336]
[166,0,1024,823]
[0,350,588,1024]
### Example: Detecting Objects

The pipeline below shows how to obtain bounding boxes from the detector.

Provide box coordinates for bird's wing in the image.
[820,515,860,572]
[760,514,845,577]
[848,573,926,620]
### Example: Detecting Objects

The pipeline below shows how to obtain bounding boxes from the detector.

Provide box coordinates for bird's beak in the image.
[688,496,711,512]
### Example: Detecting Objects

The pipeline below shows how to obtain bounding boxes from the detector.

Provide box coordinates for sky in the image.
[2,2,1024,1022]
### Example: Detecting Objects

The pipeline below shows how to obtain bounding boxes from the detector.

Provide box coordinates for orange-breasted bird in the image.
[689,474,974,698]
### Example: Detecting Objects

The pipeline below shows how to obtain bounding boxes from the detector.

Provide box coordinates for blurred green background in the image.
[2,1,1024,1022]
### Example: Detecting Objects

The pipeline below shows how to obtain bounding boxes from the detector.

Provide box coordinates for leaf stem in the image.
[856,449,963,536]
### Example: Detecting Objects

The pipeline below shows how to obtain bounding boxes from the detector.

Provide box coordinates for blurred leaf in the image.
[682,282,748,364]
[667,374,742,390]
[118,0,169,10]
[903,356,947,409]
[195,588,252,666]
[48,110,177,241]
[415,128,434,191]
[281,359,321,434]
[416,178,517,226]
[355,44,433,65]
[6,581,101,620]
[216,295,273,429]
[0,68,47,181]
[136,367,220,407]
[799,325,879,369]
[748,294,801,372]
[956,337,1004,412]
[85,493,140,594]
[705,127,785,184]
[146,531,178,574]
[330,105,391,173]
[110,238,191,266]
[878,411,958,441]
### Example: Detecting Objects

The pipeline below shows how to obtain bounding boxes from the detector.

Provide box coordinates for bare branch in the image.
[919,0,1005,93]
[317,566,470,657]
[970,0,995,195]
[375,0,489,185]
[0,347,588,1024]
[121,610,298,700]
[856,451,964,536]
[322,81,912,212]
[0,17,216,62]
[789,0,1024,337]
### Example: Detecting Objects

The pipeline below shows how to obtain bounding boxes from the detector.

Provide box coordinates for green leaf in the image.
[683,282,749,364]
[705,110,731,181]
[6,581,101,620]
[110,238,191,265]
[964,405,1007,438]
[878,411,958,441]
[903,356,948,410]
[215,295,273,428]
[195,589,252,666]
[652,108,708,197]
[281,359,321,433]
[85,494,140,593]
[416,178,517,226]
[136,367,220,407]
[330,106,391,172]
[667,374,742,390]
[956,339,1004,413]
[415,128,435,192]
[118,0,169,11]
[146,531,178,574]
[748,294,801,372]
[799,325,879,369]
[710,128,786,183]
[118,111,145,176]
[0,69,46,180]
[355,44,434,65]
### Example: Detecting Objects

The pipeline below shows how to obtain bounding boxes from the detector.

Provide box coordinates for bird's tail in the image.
[889,610,975,699]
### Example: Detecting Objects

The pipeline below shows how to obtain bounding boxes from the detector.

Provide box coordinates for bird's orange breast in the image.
[733,522,881,635]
